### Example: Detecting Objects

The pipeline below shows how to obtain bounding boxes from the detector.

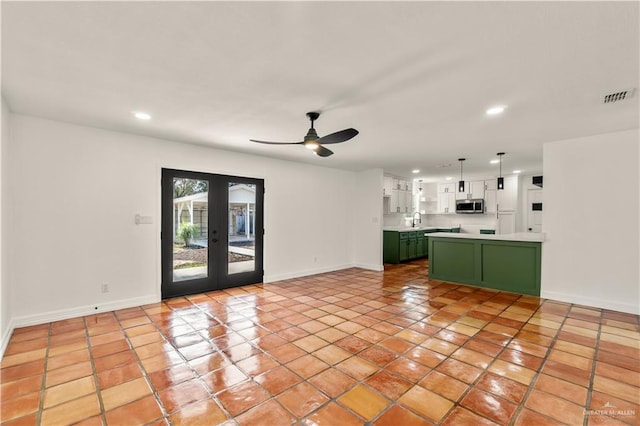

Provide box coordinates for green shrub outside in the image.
[177,222,199,247]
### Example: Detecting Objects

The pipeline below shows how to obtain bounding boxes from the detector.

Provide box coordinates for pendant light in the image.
[458,158,466,192]
[497,152,505,190]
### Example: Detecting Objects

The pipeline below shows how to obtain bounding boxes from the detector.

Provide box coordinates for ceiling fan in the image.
[250,112,358,157]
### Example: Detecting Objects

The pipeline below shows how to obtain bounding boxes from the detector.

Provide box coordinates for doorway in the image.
[527,188,543,233]
[161,169,264,299]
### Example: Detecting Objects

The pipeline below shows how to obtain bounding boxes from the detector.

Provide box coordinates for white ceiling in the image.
[2,1,638,182]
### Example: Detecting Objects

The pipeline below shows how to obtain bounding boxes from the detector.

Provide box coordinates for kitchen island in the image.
[428,232,543,296]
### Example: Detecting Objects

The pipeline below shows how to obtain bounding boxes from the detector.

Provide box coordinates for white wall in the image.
[0,98,10,356]
[353,169,384,271]
[542,129,639,314]
[7,114,369,326]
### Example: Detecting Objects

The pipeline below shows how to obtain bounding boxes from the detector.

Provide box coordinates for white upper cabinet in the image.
[485,179,497,191]
[470,181,485,199]
[383,176,393,196]
[390,174,518,215]
[437,192,456,214]
[417,182,438,214]
[384,175,411,213]
[389,189,399,213]
[455,180,485,200]
[496,175,518,211]
[395,178,410,191]
[405,191,412,212]
[438,183,456,193]
[484,179,497,213]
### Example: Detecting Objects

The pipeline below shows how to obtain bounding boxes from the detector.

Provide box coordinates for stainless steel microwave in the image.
[455,199,484,214]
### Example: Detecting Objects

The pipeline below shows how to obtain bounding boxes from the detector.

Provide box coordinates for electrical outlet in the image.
[101,284,109,293]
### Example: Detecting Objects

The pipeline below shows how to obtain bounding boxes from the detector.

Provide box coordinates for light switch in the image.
[135,214,153,225]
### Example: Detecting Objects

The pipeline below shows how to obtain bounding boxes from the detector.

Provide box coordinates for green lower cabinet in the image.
[428,237,541,296]
[401,233,418,261]
[409,237,418,259]
[383,231,400,263]
[416,235,428,258]
[399,236,409,261]
[384,231,427,264]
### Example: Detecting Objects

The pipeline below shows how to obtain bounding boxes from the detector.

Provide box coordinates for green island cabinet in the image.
[428,236,541,296]
[383,228,460,264]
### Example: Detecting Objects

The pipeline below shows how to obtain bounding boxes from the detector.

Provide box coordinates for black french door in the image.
[161,168,264,299]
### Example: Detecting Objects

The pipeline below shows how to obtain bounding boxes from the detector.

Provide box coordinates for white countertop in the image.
[427,232,545,243]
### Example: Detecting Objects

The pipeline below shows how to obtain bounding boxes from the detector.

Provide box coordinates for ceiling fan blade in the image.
[250,139,304,145]
[316,128,359,145]
[315,145,334,157]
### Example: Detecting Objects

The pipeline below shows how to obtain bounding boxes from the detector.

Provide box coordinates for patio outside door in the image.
[161,169,264,299]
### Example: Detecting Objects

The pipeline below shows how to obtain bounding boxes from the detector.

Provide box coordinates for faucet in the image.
[412,211,422,228]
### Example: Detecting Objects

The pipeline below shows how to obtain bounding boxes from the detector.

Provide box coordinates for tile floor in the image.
[1,259,639,425]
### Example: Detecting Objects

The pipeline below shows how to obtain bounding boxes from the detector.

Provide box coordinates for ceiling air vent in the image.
[602,88,634,104]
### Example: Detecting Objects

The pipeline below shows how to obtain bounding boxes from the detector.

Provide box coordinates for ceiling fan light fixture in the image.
[304,141,319,150]
[249,111,357,159]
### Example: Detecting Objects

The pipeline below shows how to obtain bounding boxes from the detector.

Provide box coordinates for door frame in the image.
[161,168,264,299]
[526,188,543,233]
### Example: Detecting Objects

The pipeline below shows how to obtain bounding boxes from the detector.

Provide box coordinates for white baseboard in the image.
[264,263,356,283]
[0,318,16,360]
[11,295,160,329]
[354,263,384,272]
[541,290,640,315]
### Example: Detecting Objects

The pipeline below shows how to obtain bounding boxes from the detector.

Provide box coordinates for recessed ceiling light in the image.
[445,176,453,181]
[513,170,521,174]
[132,111,151,120]
[412,169,420,174]
[486,105,507,116]
[490,159,500,164]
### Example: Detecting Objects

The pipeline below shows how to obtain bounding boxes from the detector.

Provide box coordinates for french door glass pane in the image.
[228,182,256,275]
[172,178,208,282]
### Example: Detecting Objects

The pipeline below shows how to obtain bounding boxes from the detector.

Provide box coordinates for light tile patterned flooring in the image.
[1,259,639,425]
